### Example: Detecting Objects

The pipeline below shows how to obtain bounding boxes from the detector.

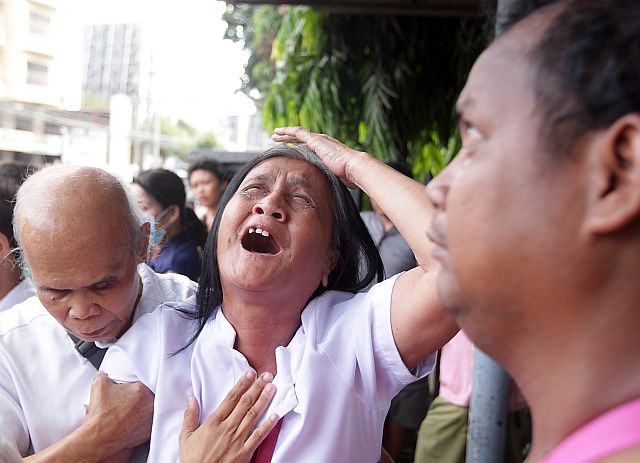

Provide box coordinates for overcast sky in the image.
[59,0,255,130]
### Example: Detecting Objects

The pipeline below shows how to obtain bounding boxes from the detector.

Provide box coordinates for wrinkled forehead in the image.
[243,157,331,195]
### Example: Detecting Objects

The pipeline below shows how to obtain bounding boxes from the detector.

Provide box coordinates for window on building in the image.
[27,62,48,86]
[15,116,32,131]
[29,10,51,35]
[44,122,60,135]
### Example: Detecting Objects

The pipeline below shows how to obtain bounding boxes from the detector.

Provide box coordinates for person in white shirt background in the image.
[0,162,35,314]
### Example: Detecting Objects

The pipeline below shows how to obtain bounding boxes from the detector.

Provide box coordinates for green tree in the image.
[223,4,488,180]
[159,118,220,160]
[196,131,220,149]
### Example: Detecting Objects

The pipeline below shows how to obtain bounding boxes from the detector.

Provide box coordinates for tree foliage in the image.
[196,131,220,149]
[223,4,489,179]
[159,118,220,160]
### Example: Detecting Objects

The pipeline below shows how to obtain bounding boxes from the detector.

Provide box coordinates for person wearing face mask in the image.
[132,168,207,282]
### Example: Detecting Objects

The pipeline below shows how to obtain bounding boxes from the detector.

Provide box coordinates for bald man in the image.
[0,165,197,461]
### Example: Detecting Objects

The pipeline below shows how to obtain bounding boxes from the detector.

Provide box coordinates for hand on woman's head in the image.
[272,127,365,189]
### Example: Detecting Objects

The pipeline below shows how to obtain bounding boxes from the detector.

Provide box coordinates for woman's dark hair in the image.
[187,159,229,183]
[133,168,207,249]
[180,146,384,350]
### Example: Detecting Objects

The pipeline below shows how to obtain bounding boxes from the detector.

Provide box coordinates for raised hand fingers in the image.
[208,371,259,423]
[272,126,310,144]
[226,372,275,431]
[234,374,277,435]
[179,374,278,463]
[243,413,279,454]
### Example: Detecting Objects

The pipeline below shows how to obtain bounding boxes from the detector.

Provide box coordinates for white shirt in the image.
[0,279,35,314]
[102,274,435,463]
[0,264,197,458]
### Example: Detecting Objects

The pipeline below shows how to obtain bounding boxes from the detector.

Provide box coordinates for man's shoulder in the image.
[0,296,52,337]
[138,264,197,297]
[134,265,197,323]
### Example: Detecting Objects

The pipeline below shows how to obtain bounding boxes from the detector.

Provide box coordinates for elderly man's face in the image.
[426,37,588,350]
[23,220,144,342]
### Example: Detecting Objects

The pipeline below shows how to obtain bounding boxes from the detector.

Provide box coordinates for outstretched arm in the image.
[273,127,458,369]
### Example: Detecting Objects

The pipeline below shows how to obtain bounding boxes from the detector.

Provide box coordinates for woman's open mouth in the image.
[241,227,281,254]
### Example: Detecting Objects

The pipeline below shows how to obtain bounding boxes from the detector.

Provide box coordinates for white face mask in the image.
[147,206,174,249]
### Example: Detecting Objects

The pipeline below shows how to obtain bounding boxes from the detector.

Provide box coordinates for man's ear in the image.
[585,114,640,235]
[137,222,151,263]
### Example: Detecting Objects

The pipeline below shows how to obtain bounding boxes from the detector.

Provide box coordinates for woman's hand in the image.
[272,126,367,188]
[179,372,278,463]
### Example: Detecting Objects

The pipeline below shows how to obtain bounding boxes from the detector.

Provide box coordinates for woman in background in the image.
[132,168,207,281]
[188,159,228,232]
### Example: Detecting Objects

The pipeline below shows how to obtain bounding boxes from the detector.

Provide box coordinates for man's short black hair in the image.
[531,0,640,155]
[500,0,640,156]
[495,0,560,35]
[187,159,229,183]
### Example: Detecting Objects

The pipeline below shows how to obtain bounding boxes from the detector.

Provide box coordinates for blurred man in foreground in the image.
[426,1,640,460]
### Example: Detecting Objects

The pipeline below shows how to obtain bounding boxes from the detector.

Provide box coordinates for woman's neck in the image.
[164,221,182,241]
[222,295,304,376]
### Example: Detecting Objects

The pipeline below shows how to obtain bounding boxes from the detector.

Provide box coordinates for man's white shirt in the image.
[0,264,197,458]
[0,279,35,314]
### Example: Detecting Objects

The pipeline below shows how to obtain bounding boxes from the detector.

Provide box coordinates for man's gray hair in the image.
[13,165,146,269]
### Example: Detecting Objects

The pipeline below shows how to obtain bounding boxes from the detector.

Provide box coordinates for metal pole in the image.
[495,0,518,36]
[466,347,510,462]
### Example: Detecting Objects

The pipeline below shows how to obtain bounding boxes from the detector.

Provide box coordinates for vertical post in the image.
[465,3,519,460]
[495,0,517,36]
[466,347,511,462]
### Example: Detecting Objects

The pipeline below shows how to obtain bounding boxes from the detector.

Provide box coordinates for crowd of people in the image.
[0,0,639,462]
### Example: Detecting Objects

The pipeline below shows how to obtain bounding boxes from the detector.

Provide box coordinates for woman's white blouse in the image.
[101,275,435,462]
